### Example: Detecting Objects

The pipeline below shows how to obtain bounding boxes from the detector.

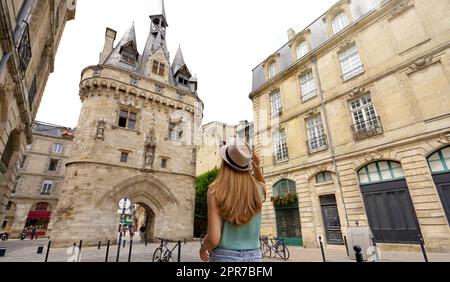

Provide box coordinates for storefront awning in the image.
[28,211,51,219]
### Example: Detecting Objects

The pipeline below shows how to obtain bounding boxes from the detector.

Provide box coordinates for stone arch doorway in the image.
[358,161,421,244]
[25,202,52,237]
[427,146,450,225]
[100,174,179,243]
[132,202,155,242]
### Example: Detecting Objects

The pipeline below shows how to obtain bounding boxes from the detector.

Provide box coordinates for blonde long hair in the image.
[209,161,266,226]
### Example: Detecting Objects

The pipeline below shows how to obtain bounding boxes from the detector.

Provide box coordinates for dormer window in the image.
[296,40,309,59]
[178,77,189,86]
[152,60,165,76]
[120,43,138,66]
[268,62,277,79]
[332,12,349,34]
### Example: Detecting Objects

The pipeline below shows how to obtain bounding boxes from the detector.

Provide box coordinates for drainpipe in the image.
[311,56,350,227]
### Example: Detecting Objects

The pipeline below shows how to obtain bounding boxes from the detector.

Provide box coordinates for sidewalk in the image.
[1,240,449,262]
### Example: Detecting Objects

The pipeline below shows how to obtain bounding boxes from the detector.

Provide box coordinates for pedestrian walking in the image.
[30,226,37,240]
[199,140,266,262]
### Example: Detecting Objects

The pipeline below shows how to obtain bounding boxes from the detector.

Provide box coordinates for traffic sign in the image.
[119,198,131,209]
[117,209,132,215]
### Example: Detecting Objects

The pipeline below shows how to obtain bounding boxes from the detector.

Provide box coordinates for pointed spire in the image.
[150,0,168,26]
[172,45,187,75]
[117,22,137,50]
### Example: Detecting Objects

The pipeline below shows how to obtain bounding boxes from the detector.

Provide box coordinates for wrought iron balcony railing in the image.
[351,116,384,141]
[306,134,329,154]
[342,64,364,81]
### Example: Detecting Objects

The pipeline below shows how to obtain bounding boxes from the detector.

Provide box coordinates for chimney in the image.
[287,28,296,41]
[99,28,117,64]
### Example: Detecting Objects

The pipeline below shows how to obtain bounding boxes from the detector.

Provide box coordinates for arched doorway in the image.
[25,202,52,237]
[358,161,421,244]
[272,179,302,246]
[428,146,450,225]
[132,202,155,242]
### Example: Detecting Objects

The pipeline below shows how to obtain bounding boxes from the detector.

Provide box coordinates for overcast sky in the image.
[36,0,337,128]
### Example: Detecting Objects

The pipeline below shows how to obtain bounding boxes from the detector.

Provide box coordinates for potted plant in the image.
[271,193,298,207]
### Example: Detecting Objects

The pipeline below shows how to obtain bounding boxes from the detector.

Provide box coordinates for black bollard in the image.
[77,240,83,262]
[105,240,110,262]
[128,240,133,262]
[72,243,76,256]
[123,240,126,248]
[44,241,51,262]
[344,236,349,257]
[98,241,101,250]
[418,235,429,262]
[145,239,148,246]
[354,245,363,263]
[318,236,326,262]
[178,241,182,262]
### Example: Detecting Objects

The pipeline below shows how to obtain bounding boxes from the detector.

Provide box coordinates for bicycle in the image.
[152,238,179,262]
[260,235,290,261]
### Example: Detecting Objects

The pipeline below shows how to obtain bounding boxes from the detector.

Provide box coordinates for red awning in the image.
[28,211,51,219]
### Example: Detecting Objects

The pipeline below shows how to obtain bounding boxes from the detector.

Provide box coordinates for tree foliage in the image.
[194,167,219,237]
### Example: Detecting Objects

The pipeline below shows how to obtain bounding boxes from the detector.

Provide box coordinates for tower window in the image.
[178,77,189,86]
[118,109,137,130]
[161,158,168,168]
[152,60,165,76]
[6,201,13,210]
[120,152,129,163]
[48,159,59,171]
[1,221,7,229]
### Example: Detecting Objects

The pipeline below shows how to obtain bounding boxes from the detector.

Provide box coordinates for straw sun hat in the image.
[219,140,254,172]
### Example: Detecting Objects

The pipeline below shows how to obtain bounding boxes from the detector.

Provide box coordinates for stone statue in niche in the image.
[145,148,155,167]
[96,119,106,140]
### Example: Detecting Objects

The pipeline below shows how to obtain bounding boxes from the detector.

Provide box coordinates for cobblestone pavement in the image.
[1,239,449,262]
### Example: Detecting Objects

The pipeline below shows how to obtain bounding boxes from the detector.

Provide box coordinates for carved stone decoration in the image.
[348,86,366,99]
[144,147,155,169]
[306,107,319,117]
[92,65,103,76]
[144,113,157,169]
[409,56,433,71]
[130,75,140,86]
[363,151,384,163]
[389,0,413,19]
[339,39,354,51]
[314,165,328,174]
[155,83,165,94]
[96,119,106,140]
[437,133,450,145]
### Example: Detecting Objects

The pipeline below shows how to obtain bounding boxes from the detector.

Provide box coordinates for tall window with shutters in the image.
[300,71,317,102]
[350,94,383,140]
[274,128,289,163]
[339,45,364,81]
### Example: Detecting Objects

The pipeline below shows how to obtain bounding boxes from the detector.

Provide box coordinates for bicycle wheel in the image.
[261,243,272,258]
[152,247,163,262]
[163,250,174,262]
[282,246,290,261]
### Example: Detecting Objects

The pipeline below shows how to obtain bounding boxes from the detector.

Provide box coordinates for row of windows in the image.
[117,108,184,142]
[272,93,381,162]
[119,151,168,168]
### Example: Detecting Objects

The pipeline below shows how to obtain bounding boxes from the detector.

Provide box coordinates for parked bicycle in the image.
[260,235,290,261]
[152,237,179,262]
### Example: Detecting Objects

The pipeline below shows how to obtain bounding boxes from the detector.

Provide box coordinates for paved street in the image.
[1,239,450,262]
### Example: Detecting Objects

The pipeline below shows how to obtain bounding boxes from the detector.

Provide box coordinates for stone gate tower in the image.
[51,1,203,246]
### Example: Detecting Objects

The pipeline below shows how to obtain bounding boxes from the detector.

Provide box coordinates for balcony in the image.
[301,90,317,103]
[17,21,32,73]
[306,134,329,154]
[342,65,364,81]
[271,107,283,118]
[351,116,384,141]
[272,150,289,165]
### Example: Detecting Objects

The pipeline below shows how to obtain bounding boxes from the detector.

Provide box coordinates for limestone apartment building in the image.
[5,121,74,238]
[50,1,204,246]
[0,0,76,232]
[196,120,253,176]
[250,0,450,252]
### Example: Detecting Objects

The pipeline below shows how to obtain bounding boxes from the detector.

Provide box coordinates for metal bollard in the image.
[105,240,110,262]
[178,241,182,263]
[343,236,349,257]
[145,239,148,246]
[318,236,326,262]
[128,240,133,262]
[98,241,101,250]
[123,240,126,248]
[44,241,51,262]
[77,240,83,262]
[418,235,429,262]
[354,245,363,263]
[72,243,76,256]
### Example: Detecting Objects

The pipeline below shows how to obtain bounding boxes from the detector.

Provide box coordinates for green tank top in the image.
[218,185,264,251]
